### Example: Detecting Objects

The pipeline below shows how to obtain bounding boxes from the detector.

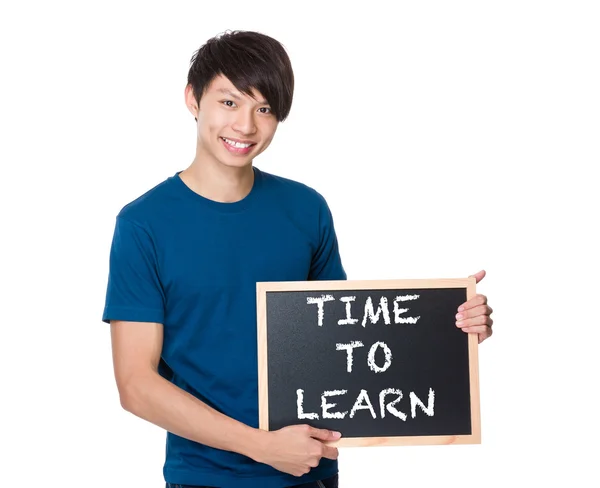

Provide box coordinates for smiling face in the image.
[185,74,279,170]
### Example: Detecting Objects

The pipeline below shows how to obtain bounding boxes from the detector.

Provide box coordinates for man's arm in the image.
[110,320,340,477]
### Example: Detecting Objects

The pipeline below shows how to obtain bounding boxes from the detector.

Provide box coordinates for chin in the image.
[220,157,254,169]
[219,148,261,168]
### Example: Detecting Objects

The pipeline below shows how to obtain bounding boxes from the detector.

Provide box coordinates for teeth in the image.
[223,137,252,149]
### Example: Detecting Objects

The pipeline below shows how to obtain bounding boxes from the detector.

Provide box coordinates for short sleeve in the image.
[102,216,165,324]
[309,197,347,281]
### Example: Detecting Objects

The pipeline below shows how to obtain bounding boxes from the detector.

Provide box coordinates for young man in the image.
[102,30,494,488]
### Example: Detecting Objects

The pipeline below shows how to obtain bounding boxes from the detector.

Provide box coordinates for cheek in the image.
[260,136,274,151]
[198,110,230,138]
[259,121,279,146]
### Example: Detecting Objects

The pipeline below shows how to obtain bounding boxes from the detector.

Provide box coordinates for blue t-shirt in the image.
[102,167,346,487]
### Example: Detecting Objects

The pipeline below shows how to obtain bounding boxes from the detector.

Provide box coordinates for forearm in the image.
[120,372,268,461]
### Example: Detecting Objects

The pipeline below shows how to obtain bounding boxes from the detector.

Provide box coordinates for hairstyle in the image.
[187,30,295,122]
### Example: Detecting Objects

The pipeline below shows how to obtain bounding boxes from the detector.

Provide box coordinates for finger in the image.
[456,315,493,329]
[461,323,490,333]
[308,426,341,441]
[322,445,339,460]
[469,269,486,284]
[458,294,488,312]
[456,304,492,321]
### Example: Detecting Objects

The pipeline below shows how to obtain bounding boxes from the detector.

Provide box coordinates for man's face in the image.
[186,74,279,169]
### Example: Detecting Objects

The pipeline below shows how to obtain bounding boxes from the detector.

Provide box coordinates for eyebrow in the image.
[216,88,269,106]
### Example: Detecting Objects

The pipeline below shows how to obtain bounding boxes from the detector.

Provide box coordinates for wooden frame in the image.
[257,278,480,447]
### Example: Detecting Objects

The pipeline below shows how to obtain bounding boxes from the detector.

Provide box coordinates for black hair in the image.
[187,30,294,122]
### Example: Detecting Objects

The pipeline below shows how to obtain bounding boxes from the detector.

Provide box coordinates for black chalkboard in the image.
[256,279,480,446]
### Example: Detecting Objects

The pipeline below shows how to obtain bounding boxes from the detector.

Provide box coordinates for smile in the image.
[220,137,256,155]
[221,137,254,149]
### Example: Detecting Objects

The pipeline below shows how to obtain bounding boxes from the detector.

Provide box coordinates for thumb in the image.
[470,269,486,284]
[309,427,342,441]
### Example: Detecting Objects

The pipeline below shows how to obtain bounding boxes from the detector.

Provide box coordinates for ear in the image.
[184,84,199,118]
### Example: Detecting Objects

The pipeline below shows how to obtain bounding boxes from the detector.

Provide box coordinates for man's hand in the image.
[456,269,494,344]
[256,424,341,477]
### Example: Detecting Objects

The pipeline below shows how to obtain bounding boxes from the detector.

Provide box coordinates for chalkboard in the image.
[256,278,480,447]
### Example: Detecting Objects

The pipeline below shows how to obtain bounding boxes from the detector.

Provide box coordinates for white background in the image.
[1,1,598,486]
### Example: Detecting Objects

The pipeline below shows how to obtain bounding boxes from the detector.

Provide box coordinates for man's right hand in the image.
[256,424,341,477]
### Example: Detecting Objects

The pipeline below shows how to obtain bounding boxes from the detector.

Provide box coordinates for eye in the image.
[258,107,272,114]
[222,100,236,108]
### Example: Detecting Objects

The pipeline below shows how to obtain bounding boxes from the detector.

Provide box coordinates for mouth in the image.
[220,137,257,155]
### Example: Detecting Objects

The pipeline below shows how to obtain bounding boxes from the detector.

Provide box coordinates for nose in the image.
[232,108,257,136]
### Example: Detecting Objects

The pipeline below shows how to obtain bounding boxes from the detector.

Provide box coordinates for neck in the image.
[180,153,255,203]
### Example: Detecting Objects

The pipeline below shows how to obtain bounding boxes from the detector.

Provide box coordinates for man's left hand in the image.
[456,269,494,344]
